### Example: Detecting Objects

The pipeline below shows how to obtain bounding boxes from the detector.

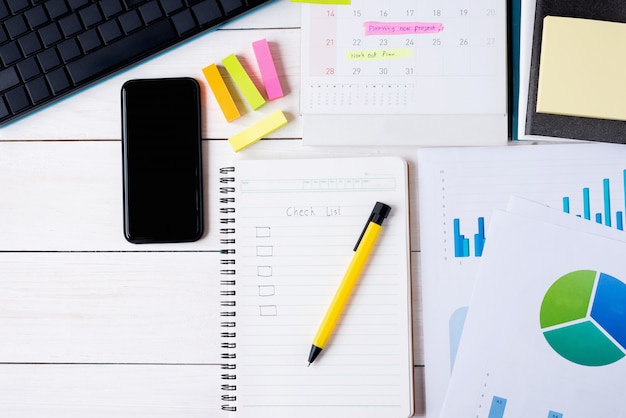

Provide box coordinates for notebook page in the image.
[230,157,413,418]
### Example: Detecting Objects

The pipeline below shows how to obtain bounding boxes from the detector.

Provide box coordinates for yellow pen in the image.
[308,202,391,366]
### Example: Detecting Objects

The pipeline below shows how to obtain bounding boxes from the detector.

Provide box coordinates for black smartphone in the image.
[121,77,204,244]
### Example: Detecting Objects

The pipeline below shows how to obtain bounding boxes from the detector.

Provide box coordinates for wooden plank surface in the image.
[0,364,220,417]
[0,251,221,364]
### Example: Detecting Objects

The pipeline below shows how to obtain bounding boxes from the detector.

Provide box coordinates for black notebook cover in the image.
[526,0,626,143]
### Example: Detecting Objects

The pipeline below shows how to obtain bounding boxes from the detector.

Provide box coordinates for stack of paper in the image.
[417,142,626,417]
[440,197,626,417]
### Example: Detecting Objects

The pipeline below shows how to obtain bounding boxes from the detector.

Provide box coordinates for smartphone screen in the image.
[121,78,203,243]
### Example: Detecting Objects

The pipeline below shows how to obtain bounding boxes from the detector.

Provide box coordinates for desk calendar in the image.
[299,0,508,146]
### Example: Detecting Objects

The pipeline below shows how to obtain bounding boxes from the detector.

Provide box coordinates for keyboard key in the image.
[0,68,20,93]
[18,32,43,56]
[5,15,29,38]
[124,0,144,9]
[80,4,104,28]
[68,0,89,10]
[17,57,42,80]
[45,0,69,20]
[119,10,142,33]
[39,22,63,47]
[78,28,102,53]
[124,0,145,8]
[220,0,243,14]
[59,13,83,37]
[26,76,52,103]
[0,42,22,66]
[161,0,184,15]
[139,2,164,24]
[37,48,61,71]
[0,3,9,20]
[58,38,81,62]
[8,0,30,14]
[192,1,223,25]
[98,20,122,44]
[5,86,31,113]
[66,19,177,84]
[46,68,71,94]
[101,0,123,19]
[25,5,50,29]
[171,9,196,35]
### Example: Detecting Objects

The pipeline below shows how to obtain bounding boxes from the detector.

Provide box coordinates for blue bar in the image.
[623,169,626,224]
[562,197,570,213]
[583,188,591,220]
[453,218,469,257]
[596,213,602,224]
[488,396,507,418]
[462,239,470,257]
[603,178,611,227]
[548,411,563,418]
[618,212,624,231]
[474,217,486,257]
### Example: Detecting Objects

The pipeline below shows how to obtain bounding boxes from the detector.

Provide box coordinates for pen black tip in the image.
[308,345,322,365]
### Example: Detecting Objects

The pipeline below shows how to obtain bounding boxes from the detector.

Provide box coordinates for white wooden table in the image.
[0,1,426,416]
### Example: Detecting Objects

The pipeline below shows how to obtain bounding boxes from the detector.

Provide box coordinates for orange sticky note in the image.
[228,110,288,152]
[202,63,240,122]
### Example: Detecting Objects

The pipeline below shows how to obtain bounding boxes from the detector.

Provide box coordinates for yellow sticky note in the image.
[228,110,288,152]
[202,64,240,122]
[537,16,626,121]
[222,54,266,110]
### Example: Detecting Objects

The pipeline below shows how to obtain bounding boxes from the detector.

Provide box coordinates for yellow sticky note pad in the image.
[537,16,626,121]
[202,64,240,122]
[222,53,266,110]
[228,110,288,152]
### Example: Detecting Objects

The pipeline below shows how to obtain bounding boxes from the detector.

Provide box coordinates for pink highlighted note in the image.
[252,38,284,100]
[364,21,444,35]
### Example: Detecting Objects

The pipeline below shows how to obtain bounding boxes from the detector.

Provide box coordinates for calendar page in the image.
[301,0,506,115]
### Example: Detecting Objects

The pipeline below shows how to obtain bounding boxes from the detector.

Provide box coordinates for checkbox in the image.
[256,246,273,257]
[259,305,278,316]
[258,285,275,296]
[256,227,271,238]
[257,266,273,277]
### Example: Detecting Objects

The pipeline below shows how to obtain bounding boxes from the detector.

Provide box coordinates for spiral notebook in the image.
[217,156,414,418]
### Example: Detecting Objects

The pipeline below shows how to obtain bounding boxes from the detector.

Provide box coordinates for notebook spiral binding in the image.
[219,166,237,412]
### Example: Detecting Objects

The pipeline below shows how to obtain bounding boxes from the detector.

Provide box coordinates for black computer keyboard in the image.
[0,0,273,127]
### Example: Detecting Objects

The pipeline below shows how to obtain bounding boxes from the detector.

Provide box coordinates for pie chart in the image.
[540,270,626,366]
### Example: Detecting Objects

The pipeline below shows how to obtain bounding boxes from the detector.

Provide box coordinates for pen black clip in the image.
[354,202,391,251]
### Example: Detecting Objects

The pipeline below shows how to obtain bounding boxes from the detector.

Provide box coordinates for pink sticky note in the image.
[252,38,284,100]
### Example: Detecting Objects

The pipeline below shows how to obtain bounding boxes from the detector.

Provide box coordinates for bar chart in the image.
[453,217,485,257]
[562,173,626,230]
[453,170,626,258]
